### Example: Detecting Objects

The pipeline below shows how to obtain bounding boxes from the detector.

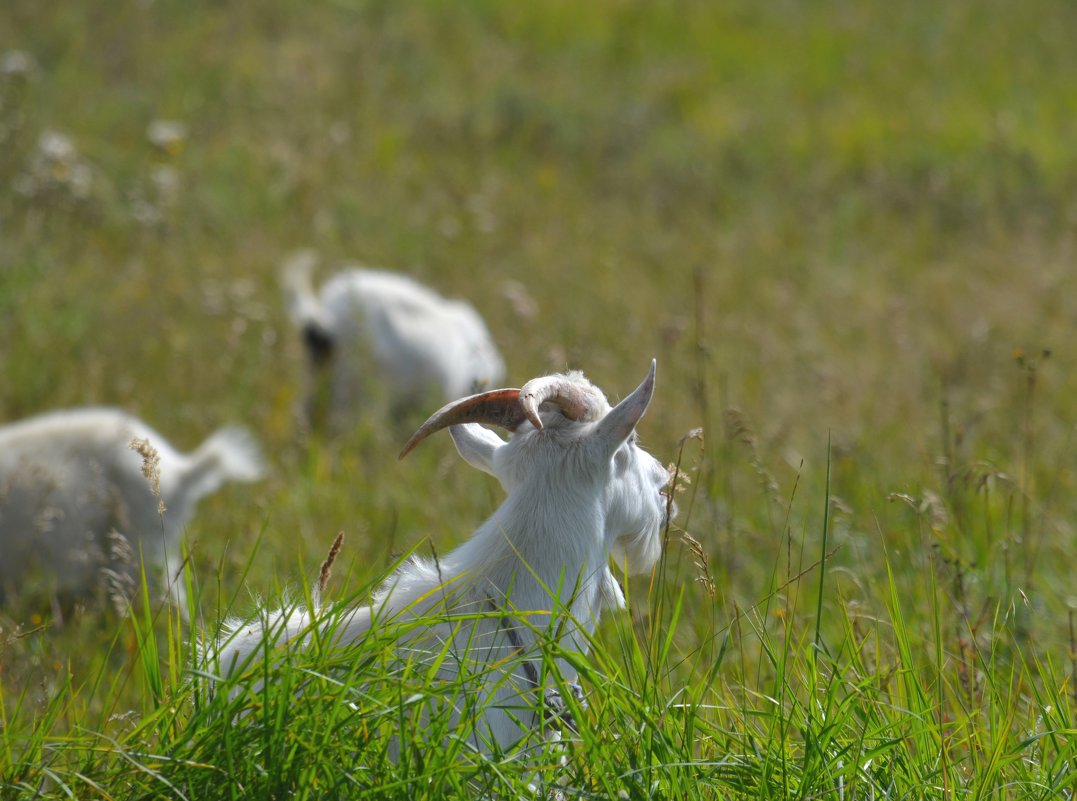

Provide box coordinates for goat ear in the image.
[591,360,656,456]
[448,423,504,476]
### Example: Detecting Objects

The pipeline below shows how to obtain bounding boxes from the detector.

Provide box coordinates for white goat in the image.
[0,408,264,612]
[281,250,506,428]
[214,360,673,754]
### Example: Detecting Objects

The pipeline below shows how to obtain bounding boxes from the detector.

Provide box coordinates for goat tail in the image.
[211,601,374,681]
[281,249,328,326]
[179,426,265,503]
[212,603,314,678]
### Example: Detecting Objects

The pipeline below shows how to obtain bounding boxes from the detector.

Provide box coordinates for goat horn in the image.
[519,375,603,426]
[399,374,605,460]
[398,388,526,459]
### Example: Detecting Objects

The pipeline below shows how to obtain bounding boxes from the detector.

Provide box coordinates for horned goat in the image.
[281,250,505,429]
[213,360,673,754]
[0,408,264,613]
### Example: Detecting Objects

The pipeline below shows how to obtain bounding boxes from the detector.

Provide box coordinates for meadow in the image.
[1,0,1076,797]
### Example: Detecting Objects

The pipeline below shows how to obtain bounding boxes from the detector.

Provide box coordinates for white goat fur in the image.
[215,362,672,752]
[0,408,264,607]
[282,251,505,423]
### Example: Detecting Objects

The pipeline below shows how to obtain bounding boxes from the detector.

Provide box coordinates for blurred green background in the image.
[1,0,1076,719]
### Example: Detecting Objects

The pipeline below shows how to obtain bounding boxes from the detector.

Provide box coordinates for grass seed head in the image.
[317,531,345,600]
[102,529,136,616]
[682,532,716,598]
[129,436,165,516]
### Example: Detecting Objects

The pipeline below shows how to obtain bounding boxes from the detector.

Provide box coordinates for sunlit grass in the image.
[2,0,1076,797]
[2,506,1074,798]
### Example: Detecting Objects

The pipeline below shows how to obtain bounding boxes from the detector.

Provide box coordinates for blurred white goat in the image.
[0,408,264,614]
[281,250,505,429]
[214,360,673,753]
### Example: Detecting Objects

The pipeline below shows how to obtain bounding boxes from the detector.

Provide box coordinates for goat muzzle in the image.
[398,375,604,459]
[518,375,605,428]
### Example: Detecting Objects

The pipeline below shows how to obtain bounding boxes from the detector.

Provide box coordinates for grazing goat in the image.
[214,360,673,754]
[281,250,505,428]
[0,408,264,613]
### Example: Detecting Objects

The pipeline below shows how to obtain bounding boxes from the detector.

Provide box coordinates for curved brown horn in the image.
[399,388,526,459]
[519,375,605,427]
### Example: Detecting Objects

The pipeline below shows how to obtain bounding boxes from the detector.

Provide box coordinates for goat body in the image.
[0,408,264,609]
[282,251,505,426]
[215,361,673,753]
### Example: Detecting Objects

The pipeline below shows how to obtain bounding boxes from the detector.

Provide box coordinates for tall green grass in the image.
[3,430,1074,798]
[2,0,1077,797]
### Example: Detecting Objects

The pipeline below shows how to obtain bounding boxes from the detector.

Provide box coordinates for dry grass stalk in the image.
[1070,609,1076,708]
[662,427,703,549]
[317,531,345,598]
[681,532,716,598]
[723,408,781,507]
[129,436,166,516]
[102,528,136,616]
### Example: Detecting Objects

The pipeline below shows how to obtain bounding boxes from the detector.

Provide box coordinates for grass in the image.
[2,0,1077,797]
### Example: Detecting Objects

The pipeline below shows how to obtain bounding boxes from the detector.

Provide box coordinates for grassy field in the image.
[2,0,1076,797]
